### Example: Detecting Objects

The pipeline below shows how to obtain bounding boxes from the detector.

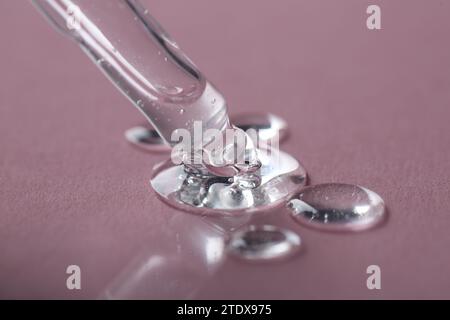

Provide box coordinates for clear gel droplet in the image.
[227,225,301,261]
[125,126,170,153]
[151,147,306,213]
[287,183,385,232]
[230,112,289,144]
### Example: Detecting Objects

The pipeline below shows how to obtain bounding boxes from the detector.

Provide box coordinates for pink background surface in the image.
[1,0,450,299]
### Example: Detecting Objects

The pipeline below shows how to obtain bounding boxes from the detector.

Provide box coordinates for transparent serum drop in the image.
[124,126,170,153]
[230,112,289,144]
[227,225,301,261]
[150,146,307,213]
[287,183,385,231]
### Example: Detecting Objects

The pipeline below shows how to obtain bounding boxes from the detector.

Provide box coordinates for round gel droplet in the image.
[230,112,289,144]
[287,183,385,232]
[125,126,170,153]
[227,225,301,261]
[151,147,306,213]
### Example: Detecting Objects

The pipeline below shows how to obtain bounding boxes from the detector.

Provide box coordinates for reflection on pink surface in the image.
[2,0,450,299]
[101,214,227,299]
[101,208,301,299]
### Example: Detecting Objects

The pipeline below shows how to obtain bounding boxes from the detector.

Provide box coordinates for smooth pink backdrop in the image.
[1,0,450,299]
